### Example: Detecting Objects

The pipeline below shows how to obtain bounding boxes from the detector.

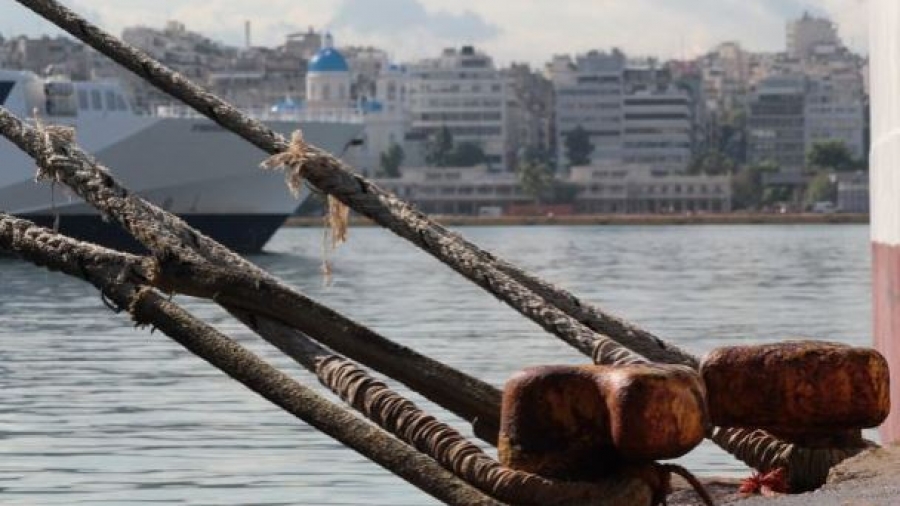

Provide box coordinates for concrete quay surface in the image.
[669,445,900,506]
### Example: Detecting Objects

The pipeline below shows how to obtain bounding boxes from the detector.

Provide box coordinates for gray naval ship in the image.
[0,69,364,253]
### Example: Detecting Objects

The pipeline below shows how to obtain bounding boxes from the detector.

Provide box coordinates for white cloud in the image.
[1,0,870,66]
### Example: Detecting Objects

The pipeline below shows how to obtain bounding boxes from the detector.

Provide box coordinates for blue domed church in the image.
[305,33,352,111]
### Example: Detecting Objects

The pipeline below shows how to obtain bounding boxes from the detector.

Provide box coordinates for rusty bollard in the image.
[498,364,708,482]
[702,341,890,492]
[702,341,889,442]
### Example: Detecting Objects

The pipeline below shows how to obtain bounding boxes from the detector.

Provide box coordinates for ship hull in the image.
[21,212,289,254]
[1,116,361,253]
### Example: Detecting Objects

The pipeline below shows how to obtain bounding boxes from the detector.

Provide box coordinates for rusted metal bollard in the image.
[703,341,890,492]
[498,364,707,482]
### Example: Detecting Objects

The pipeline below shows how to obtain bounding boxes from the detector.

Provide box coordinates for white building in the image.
[407,46,507,168]
[375,165,527,215]
[305,33,353,112]
[350,64,411,175]
[550,50,626,168]
[835,172,869,213]
[622,86,693,170]
[569,164,731,213]
[805,72,866,159]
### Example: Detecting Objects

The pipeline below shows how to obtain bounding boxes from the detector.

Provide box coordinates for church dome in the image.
[308,33,349,72]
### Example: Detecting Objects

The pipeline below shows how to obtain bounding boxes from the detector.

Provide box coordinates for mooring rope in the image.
[316,356,653,505]
[0,215,502,506]
[593,338,649,365]
[13,0,698,369]
[710,427,873,492]
[0,108,505,446]
[7,1,877,494]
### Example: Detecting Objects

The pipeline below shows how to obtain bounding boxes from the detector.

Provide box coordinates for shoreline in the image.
[285,213,869,228]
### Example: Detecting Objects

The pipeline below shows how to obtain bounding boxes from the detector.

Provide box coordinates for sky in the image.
[0,0,869,65]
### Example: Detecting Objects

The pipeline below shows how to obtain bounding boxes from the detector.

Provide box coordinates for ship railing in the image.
[153,104,365,124]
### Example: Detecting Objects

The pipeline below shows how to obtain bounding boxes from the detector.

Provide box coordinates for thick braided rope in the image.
[0,217,501,506]
[17,0,698,368]
[0,107,504,447]
[0,213,150,287]
[262,133,648,362]
[593,338,649,365]
[316,357,651,505]
[9,3,871,490]
[710,427,872,492]
[711,428,792,473]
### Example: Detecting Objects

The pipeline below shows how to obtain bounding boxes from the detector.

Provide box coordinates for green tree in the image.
[448,141,486,167]
[804,171,837,207]
[517,159,554,204]
[732,160,779,210]
[688,150,736,175]
[378,143,404,178]
[425,126,454,167]
[564,126,594,167]
[807,140,857,172]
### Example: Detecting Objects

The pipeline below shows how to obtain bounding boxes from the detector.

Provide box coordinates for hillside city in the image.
[0,12,869,216]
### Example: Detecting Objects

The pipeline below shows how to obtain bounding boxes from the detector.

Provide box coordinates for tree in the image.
[564,126,594,167]
[378,143,404,178]
[804,171,837,207]
[732,160,779,210]
[688,150,736,175]
[517,159,554,204]
[448,141,486,167]
[807,140,857,172]
[425,126,454,167]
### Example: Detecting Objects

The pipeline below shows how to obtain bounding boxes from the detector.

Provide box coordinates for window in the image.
[105,90,116,110]
[77,89,89,110]
[91,89,103,110]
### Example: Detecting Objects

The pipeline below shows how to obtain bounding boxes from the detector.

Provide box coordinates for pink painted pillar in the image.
[871,0,900,442]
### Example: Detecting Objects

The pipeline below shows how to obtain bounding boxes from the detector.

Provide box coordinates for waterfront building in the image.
[373,163,731,216]
[622,86,693,170]
[805,72,866,159]
[549,50,626,169]
[374,165,528,215]
[568,165,731,214]
[406,46,507,169]
[835,171,869,213]
[747,74,807,170]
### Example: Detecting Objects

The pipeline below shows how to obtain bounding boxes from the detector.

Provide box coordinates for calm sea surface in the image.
[0,224,873,505]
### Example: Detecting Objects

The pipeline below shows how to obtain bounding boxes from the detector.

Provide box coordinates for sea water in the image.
[0,224,872,505]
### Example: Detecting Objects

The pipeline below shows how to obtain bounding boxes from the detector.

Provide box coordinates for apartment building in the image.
[407,46,507,168]
[747,74,808,169]
[549,49,626,168]
[622,86,693,169]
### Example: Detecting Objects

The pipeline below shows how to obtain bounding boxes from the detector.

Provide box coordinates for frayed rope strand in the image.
[262,130,351,284]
